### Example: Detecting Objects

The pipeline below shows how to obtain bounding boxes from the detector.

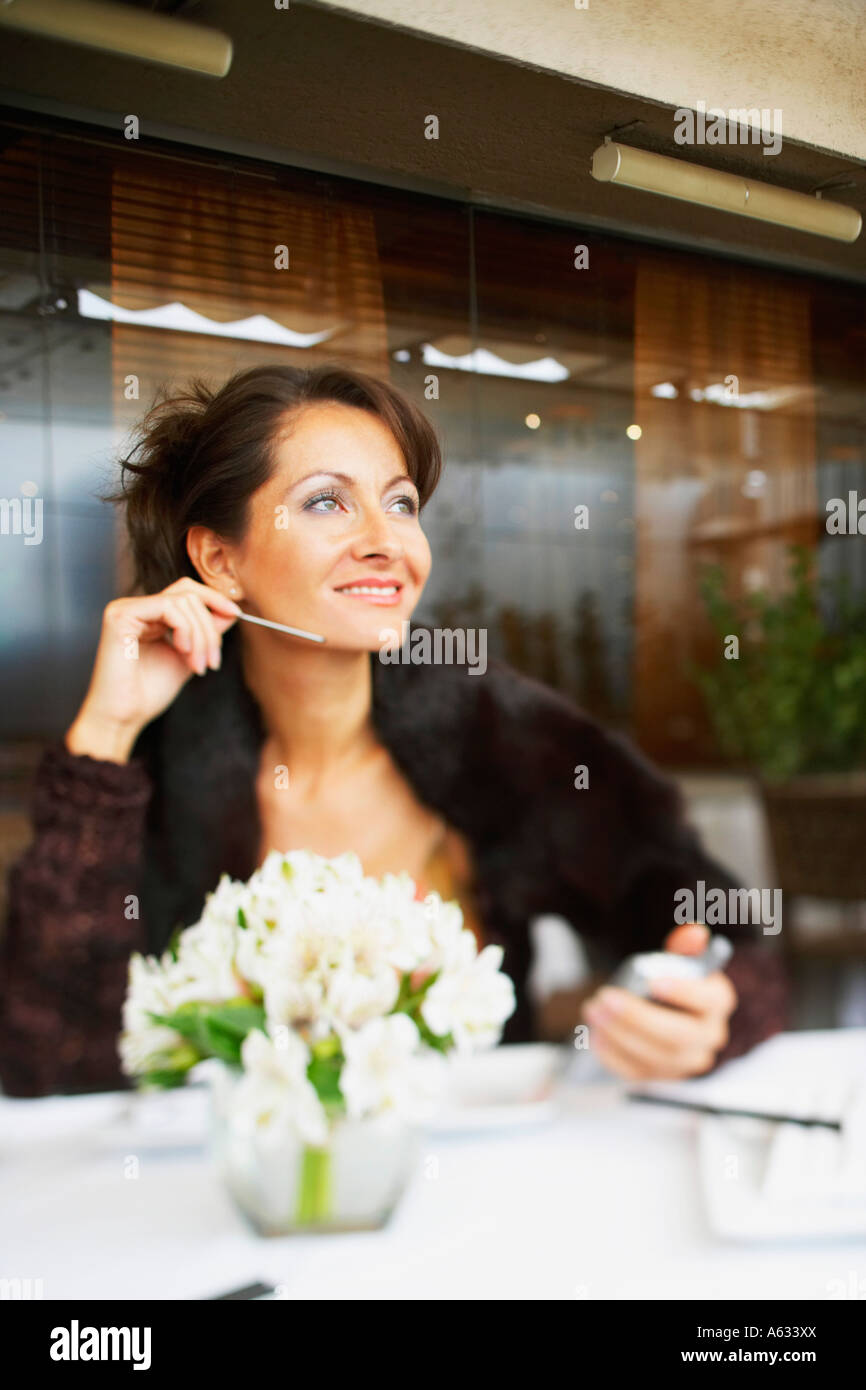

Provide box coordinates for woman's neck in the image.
[240,631,380,791]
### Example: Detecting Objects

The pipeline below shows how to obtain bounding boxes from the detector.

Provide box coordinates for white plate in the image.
[427,1043,566,1134]
[426,1096,560,1135]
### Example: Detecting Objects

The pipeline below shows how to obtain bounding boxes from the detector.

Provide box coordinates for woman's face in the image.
[230,402,432,651]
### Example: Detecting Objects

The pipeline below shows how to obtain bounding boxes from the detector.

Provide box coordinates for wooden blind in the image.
[0,123,389,420]
[106,150,389,436]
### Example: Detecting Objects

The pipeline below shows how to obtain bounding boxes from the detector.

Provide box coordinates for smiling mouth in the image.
[334,581,404,602]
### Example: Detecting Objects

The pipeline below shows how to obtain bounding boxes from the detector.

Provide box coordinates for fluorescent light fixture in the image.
[0,0,233,77]
[591,142,861,244]
[77,289,336,347]
[421,342,569,382]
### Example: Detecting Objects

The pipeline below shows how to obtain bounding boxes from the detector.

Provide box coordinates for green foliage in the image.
[393,970,453,1051]
[693,545,866,781]
[307,1035,346,1116]
[147,997,267,1075]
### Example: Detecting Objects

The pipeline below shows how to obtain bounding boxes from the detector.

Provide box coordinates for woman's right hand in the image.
[65,578,241,763]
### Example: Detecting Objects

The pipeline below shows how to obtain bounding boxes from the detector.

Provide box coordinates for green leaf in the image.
[306,1045,345,1110]
[413,1013,453,1053]
[165,923,184,963]
[693,544,866,778]
[393,969,441,1016]
[138,1068,190,1090]
[147,999,265,1064]
[237,907,248,929]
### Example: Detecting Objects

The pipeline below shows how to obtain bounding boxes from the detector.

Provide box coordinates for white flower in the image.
[326,961,401,1030]
[421,896,472,973]
[421,944,517,1052]
[118,953,184,1075]
[228,1028,328,1148]
[365,872,434,970]
[170,919,240,1005]
[120,848,518,1113]
[339,1014,445,1121]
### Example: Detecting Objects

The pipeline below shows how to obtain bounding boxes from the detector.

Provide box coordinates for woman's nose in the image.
[352,505,402,559]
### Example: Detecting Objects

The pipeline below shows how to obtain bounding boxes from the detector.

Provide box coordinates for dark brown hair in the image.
[109,363,443,593]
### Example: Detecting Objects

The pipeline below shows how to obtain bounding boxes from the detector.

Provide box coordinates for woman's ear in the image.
[186,525,238,593]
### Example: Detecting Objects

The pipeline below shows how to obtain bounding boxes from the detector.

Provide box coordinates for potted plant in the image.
[119,849,516,1235]
[693,544,866,899]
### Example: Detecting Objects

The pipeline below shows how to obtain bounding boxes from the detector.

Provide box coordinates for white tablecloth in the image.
[2,1033,865,1301]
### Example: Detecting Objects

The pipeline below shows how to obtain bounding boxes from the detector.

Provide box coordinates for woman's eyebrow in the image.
[286,470,417,494]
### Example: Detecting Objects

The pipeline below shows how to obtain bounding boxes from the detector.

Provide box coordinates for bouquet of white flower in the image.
[120,849,516,1231]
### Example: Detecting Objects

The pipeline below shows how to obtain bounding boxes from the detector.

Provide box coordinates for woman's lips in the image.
[333,581,405,607]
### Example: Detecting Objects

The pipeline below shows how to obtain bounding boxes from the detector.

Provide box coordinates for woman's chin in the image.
[325,607,413,655]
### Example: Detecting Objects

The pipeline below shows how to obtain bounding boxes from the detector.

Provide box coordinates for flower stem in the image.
[295,1145,333,1224]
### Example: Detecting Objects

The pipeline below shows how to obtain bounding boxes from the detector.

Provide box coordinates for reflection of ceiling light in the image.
[421,342,569,382]
[626,423,642,440]
[393,349,411,362]
[689,381,805,410]
[741,468,767,498]
[651,382,678,399]
[77,289,335,347]
[525,413,541,429]
[743,568,767,591]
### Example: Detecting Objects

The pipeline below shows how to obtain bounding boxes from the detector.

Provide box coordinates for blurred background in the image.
[1,0,865,1036]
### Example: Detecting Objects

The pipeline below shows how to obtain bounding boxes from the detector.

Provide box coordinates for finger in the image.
[586,1002,718,1079]
[587,997,722,1073]
[585,995,697,1072]
[167,577,241,620]
[587,986,710,1053]
[600,1022,714,1079]
[663,922,710,955]
[648,970,737,1019]
[161,598,198,669]
[184,592,223,670]
[178,594,209,675]
[107,595,194,661]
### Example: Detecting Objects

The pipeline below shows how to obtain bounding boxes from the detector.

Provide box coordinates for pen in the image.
[626,1091,842,1130]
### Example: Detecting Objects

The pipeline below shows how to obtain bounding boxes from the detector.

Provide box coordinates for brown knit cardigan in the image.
[0,627,790,1096]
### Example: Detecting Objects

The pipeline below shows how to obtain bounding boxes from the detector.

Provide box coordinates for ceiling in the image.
[0,0,863,283]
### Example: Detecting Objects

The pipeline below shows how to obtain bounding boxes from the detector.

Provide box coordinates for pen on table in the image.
[233,610,325,643]
[209,1281,276,1300]
[626,1091,842,1130]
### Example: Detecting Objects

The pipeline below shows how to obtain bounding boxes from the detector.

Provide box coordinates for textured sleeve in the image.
[709,938,791,1070]
[542,714,791,1070]
[0,742,152,1097]
[607,838,792,1070]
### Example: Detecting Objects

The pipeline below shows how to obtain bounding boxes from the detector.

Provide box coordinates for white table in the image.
[2,1033,865,1301]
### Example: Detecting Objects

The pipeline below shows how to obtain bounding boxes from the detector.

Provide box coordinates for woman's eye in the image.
[305,491,343,512]
[390,495,418,515]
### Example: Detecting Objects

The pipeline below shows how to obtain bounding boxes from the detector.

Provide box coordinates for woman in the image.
[0,364,789,1097]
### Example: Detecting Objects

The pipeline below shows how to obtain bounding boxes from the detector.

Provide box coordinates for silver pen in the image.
[233,610,325,644]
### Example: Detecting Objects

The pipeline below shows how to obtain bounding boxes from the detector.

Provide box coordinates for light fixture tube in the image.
[591,142,861,244]
[0,0,233,77]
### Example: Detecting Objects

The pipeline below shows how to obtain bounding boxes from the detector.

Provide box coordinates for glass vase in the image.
[208,1065,421,1235]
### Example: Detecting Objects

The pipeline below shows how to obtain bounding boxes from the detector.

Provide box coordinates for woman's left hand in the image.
[581,923,737,1080]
